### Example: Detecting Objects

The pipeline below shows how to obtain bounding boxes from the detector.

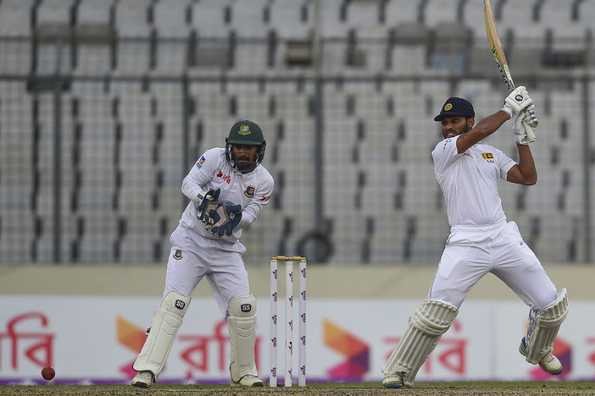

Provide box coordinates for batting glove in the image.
[502,86,533,118]
[513,110,537,145]
[525,103,539,128]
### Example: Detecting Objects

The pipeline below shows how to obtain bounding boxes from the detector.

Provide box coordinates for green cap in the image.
[227,120,265,145]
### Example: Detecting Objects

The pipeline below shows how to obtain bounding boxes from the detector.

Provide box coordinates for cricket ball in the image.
[41,367,55,381]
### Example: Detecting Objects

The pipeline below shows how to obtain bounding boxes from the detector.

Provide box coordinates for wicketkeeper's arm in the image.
[239,178,274,228]
[181,154,216,203]
[181,174,210,203]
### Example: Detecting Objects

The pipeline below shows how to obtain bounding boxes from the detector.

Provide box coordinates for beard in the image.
[445,123,472,138]
[234,157,257,172]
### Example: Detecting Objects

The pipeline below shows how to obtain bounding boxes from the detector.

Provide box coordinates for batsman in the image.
[131,120,274,388]
[382,88,568,388]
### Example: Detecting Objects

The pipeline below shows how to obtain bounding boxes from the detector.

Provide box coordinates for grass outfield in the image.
[0,382,594,396]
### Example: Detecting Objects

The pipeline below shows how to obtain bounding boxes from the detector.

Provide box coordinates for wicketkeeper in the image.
[131,120,274,388]
[382,87,568,388]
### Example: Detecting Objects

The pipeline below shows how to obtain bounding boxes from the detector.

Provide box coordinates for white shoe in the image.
[231,374,264,387]
[519,337,562,375]
[130,371,155,388]
[382,372,405,389]
[537,352,563,375]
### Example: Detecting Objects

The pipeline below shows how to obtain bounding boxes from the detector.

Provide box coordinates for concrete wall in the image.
[2,264,594,299]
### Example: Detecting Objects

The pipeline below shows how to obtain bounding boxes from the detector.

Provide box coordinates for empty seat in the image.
[154,0,189,37]
[0,0,34,36]
[116,0,151,37]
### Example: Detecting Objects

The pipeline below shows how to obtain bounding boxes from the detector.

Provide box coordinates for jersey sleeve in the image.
[431,136,462,176]
[493,147,516,180]
[240,174,274,228]
[180,148,220,203]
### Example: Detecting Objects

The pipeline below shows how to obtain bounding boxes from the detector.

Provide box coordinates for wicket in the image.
[269,255,307,387]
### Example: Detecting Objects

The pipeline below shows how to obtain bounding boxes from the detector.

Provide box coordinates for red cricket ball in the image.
[41,367,55,381]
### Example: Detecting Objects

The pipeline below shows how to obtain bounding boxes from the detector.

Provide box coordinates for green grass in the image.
[1,382,595,396]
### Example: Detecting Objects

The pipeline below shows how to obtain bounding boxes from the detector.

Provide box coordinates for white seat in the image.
[272,0,314,39]
[0,0,34,36]
[424,0,458,26]
[154,0,189,37]
[37,0,72,24]
[232,0,269,38]
[116,0,151,37]
[191,0,230,37]
[79,0,112,24]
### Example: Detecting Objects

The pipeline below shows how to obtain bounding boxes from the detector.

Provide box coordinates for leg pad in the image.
[133,292,191,377]
[383,299,458,386]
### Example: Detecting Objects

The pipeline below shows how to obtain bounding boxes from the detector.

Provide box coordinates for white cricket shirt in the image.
[177,147,274,251]
[431,135,516,227]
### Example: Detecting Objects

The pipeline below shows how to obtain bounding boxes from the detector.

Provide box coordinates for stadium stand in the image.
[0,0,593,264]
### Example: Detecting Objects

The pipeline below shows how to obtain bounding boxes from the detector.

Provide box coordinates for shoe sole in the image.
[383,382,402,389]
[519,339,562,375]
[131,381,150,389]
[541,365,562,375]
[230,379,264,387]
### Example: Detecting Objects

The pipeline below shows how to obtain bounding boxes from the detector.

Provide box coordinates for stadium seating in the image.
[0,0,593,264]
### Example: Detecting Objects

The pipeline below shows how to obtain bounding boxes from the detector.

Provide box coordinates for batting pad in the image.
[383,299,458,386]
[228,295,258,382]
[133,292,191,376]
[525,288,568,364]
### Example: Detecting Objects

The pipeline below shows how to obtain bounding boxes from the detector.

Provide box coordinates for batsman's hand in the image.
[513,110,537,145]
[196,189,220,226]
[210,201,242,237]
[502,86,533,118]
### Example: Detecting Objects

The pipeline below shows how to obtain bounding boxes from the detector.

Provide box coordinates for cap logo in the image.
[444,103,453,111]
[238,124,251,136]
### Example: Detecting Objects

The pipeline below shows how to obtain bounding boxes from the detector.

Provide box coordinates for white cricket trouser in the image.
[162,225,251,314]
[429,220,558,310]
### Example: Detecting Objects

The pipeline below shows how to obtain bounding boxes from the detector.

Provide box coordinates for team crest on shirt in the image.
[481,152,495,162]
[244,185,256,198]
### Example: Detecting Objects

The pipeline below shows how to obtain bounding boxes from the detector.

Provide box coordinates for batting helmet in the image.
[225,120,266,173]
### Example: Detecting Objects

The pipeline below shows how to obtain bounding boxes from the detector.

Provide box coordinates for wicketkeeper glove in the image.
[501,86,533,118]
[196,189,220,226]
[513,109,537,145]
[210,201,242,237]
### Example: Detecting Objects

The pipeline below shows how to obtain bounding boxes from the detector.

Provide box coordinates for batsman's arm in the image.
[456,111,510,153]
[506,145,537,185]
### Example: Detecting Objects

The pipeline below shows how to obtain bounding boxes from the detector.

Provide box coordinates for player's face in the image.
[440,117,474,138]
[231,144,258,170]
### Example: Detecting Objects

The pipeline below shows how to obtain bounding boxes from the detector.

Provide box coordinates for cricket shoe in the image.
[382,372,408,389]
[519,337,563,375]
[231,374,264,387]
[130,371,155,388]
